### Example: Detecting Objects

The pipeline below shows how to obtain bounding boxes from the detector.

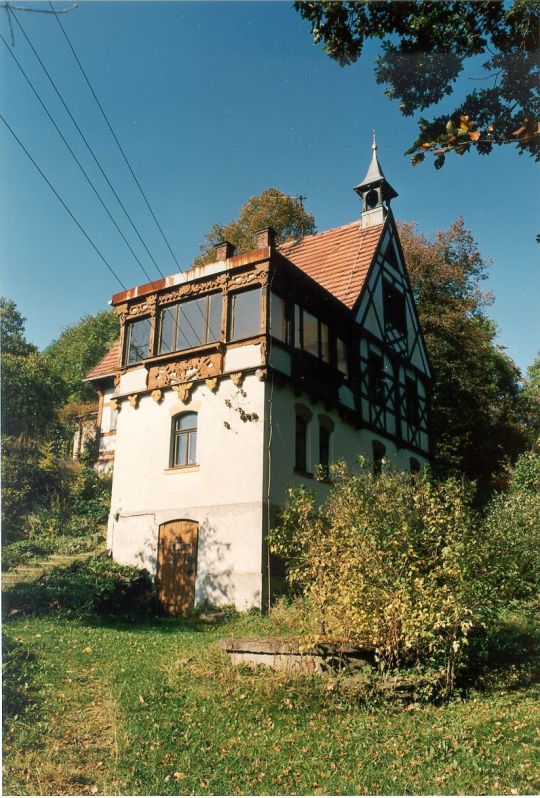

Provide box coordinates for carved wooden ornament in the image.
[151,389,163,403]
[128,394,139,408]
[230,372,245,388]
[147,351,223,391]
[205,377,218,393]
[175,382,193,404]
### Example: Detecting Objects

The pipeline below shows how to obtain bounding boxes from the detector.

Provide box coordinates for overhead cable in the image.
[0,112,127,290]
[8,6,165,277]
[0,31,157,286]
[49,0,180,271]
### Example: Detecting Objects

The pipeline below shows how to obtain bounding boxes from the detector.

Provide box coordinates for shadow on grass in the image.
[1,557,227,636]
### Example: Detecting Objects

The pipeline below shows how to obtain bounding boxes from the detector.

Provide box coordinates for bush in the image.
[1,438,111,547]
[1,539,55,571]
[269,461,499,694]
[4,556,154,617]
[479,449,540,611]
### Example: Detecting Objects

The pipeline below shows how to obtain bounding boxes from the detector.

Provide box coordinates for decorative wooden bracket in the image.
[175,382,193,404]
[230,372,244,388]
[128,394,139,408]
[205,377,218,393]
[110,398,121,412]
[151,389,163,403]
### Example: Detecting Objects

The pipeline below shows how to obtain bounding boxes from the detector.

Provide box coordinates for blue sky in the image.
[1,1,538,373]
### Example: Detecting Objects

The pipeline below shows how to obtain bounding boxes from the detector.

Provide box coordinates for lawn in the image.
[3,560,540,796]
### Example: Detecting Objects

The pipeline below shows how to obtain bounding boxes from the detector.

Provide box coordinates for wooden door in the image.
[157,520,198,614]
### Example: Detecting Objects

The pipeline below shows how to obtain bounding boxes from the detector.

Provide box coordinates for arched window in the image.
[372,440,386,476]
[318,415,335,479]
[294,404,312,473]
[170,412,198,468]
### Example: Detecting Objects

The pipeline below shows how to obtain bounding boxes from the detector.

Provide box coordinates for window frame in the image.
[170,412,198,469]
[383,278,407,335]
[227,287,263,342]
[124,317,152,366]
[158,292,222,355]
[294,404,313,474]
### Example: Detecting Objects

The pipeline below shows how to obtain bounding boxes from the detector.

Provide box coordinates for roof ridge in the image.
[278,218,361,249]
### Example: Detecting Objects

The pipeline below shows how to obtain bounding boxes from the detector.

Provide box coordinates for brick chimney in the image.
[255,227,276,250]
[214,241,236,261]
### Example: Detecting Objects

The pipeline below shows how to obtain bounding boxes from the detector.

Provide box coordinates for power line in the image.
[8,6,165,278]
[12,6,220,344]
[49,0,179,271]
[0,31,157,286]
[0,111,127,290]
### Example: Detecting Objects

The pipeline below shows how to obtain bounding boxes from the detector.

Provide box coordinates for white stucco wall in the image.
[267,382,429,510]
[107,373,267,609]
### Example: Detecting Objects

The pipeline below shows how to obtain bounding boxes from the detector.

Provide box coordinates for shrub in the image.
[269,461,493,693]
[4,556,154,617]
[481,449,540,607]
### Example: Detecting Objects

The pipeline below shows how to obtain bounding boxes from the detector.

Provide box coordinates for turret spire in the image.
[354,135,398,228]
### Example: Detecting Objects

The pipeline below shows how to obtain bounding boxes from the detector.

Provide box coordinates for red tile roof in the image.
[85,338,121,381]
[278,219,385,309]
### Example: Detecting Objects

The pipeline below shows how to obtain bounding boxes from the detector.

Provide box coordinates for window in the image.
[372,440,386,475]
[303,311,319,357]
[405,377,419,426]
[159,293,222,354]
[383,279,407,335]
[368,351,385,405]
[295,415,308,472]
[124,317,151,365]
[318,416,334,478]
[228,288,262,340]
[293,305,331,362]
[337,338,348,377]
[171,412,198,467]
[270,293,293,344]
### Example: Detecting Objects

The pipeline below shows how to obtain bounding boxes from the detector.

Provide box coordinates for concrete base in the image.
[219,637,375,674]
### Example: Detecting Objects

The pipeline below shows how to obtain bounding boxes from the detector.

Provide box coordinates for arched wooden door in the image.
[157,520,198,614]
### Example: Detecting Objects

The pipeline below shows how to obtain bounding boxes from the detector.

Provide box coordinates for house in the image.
[85,142,432,612]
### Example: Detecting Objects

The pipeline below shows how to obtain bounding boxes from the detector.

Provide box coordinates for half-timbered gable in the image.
[86,141,433,611]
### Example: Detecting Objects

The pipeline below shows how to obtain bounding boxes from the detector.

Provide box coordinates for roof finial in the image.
[372,129,377,152]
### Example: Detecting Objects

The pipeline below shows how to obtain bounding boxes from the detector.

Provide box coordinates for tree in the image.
[294,1,540,167]
[0,296,37,356]
[44,310,119,402]
[1,352,63,439]
[194,188,316,265]
[522,353,540,443]
[400,218,527,491]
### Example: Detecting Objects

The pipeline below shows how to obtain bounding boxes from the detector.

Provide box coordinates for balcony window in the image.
[228,288,262,341]
[124,317,151,365]
[337,338,348,377]
[270,293,289,343]
[303,311,319,357]
[159,293,222,355]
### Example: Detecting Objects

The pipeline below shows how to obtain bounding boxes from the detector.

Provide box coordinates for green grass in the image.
[3,565,540,796]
